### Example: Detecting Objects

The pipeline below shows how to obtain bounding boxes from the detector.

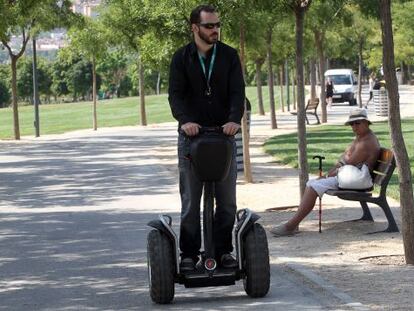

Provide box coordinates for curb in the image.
[285,262,370,311]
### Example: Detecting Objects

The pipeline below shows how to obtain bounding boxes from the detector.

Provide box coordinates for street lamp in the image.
[32,37,40,137]
[32,1,64,137]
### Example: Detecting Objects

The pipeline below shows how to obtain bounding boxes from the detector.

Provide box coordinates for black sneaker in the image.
[220,253,238,269]
[180,257,195,272]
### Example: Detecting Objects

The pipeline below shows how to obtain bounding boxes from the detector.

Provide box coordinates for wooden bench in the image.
[326,148,399,233]
[291,98,320,125]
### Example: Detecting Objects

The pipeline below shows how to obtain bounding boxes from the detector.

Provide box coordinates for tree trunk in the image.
[295,7,309,198]
[156,71,161,95]
[310,59,317,103]
[3,32,29,140]
[255,59,265,115]
[315,30,327,123]
[315,60,321,85]
[92,57,97,131]
[239,21,253,183]
[358,39,363,108]
[139,56,147,126]
[380,0,414,264]
[266,27,277,129]
[11,56,20,140]
[285,59,290,112]
[292,70,297,110]
[401,62,410,84]
[279,65,285,112]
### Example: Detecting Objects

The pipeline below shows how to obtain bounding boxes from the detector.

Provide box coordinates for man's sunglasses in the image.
[198,22,221,29]
[349,121,361,126]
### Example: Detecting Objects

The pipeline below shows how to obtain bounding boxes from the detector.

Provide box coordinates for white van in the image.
[324,69,358,106]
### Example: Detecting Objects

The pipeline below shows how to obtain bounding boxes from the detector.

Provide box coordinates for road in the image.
[0,124,357,310]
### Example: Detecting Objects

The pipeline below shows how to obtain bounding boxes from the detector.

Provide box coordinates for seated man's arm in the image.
[326,142,369,177]
[342,142,370,166]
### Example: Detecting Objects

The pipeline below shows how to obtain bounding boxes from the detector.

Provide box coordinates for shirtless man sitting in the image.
[271,108,380,237]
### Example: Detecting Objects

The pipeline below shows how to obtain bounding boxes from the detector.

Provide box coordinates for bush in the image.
[0,80,10,108]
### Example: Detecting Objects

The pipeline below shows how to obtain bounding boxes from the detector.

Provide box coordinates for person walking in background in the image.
[366,73,376,109]
[168,4,245,271]
[325,77,334,109]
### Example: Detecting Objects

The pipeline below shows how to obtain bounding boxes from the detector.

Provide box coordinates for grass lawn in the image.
[0,95,172,139]
[0,86,285,140]
[263,119,414,201]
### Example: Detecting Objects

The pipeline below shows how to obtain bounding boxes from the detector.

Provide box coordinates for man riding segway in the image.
[169,4,244,272]
[146,4,270,304]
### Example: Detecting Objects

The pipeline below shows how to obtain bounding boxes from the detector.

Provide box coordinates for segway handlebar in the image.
[178,126,240,137]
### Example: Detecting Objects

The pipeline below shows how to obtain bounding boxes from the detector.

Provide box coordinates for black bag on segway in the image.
[189,132,233,182]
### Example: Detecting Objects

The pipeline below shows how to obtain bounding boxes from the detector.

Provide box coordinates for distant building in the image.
[0,0,102,58]
[71,0,101,18]
[34,1,102,52]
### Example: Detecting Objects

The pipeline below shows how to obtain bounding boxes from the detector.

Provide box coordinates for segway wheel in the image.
[147,229,175,304]
[243,223,270,298]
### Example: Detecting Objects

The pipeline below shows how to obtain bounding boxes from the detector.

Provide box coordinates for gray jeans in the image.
[177,133,237,259]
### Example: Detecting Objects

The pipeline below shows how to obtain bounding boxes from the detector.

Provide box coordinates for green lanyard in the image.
[198,44,216,96]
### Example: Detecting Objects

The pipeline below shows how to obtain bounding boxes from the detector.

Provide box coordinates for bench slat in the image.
[372,170,386,176]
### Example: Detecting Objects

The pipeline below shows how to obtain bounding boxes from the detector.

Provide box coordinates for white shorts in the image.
[307,176,339,198]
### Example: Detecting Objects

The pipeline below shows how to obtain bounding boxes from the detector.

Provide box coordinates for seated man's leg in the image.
[271,177,338,236]
[285,186,318,231]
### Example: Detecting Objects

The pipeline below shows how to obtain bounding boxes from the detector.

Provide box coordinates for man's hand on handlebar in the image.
[181,122,201,136]
[222,122,240,136]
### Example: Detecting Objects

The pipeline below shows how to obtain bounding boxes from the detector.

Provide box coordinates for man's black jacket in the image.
[168,41,245,127]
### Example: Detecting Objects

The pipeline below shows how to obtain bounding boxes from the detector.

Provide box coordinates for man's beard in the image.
[199,30,218,45]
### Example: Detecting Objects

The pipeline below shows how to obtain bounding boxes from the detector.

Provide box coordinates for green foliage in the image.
[68,16,108,63]
[52,48,97,101]
[139,32,175,73]
[306,0,351,61]
[16,57,35,101]
[100,0,150,53]
[118,75,133,97]
[0,0,77,49]
[16,56,53,102]
[51,50,71,97]
[97,49,128,96]
[354,0,380,18]
[0,79,10,107]
[65,59,96,100]
[333,4,379,65]
[393,1,414,66]
[0,64,10,86]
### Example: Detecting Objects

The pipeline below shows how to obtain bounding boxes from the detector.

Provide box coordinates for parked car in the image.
[324,69,358,106]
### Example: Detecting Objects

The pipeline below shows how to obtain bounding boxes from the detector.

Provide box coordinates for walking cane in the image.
[312,155,325,233]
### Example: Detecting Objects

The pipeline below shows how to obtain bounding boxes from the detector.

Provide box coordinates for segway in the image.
[147,127,270,304]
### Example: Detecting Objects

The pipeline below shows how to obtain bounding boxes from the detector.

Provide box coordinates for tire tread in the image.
[243,223,270,298]
[147,229,175,304]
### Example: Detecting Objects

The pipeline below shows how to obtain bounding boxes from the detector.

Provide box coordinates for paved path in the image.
[0,126,350,310]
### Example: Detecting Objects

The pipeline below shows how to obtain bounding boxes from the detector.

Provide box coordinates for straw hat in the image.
[344,108,372,125]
